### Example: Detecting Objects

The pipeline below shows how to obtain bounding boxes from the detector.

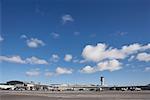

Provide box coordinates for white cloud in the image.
[0,55,26,64]
[82,43,150,62]
[145,67,150,72]
[80,59,122,74]
[56,67,73,75]
[26,68,40,76]
[80,66,95,74]
[62,14,74,24]
[26,38,45,48]
[25,56,48,65]
[97,59,122,72]
[72,59,79,63]
[121,43,142,55]
[82,43,108,62]
[50,54,59,62]
[0,35,4,42]
[142,43,150,50]
[20,34,27,39]
[51,32,60,39]
[79,60,87,64]
[0,55,48,65]
[52,54,59,59]
[136,53,150,62]
[64,54,72,62]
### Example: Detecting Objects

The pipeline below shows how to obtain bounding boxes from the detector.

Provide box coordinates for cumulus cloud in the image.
[0,55,26,64]
[82,43,108,62]
[136,53,150,62]
[25,56,48,65]
[0,55,48,65]
[56,67,73,75]
[64,54,72,62]
[26,68,40,76]
[97,59,122,71]
[80,66,95,74]
[62,14,74,24]
[26,38,45,48]
[82,43,150,62]
[81,42,150,74]
[50,54,59,62]
[51,32,60,39]
[80,59,122,74]
[121,43,142,55]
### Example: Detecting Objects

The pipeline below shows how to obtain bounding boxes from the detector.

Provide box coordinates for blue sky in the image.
[0,0,150,86]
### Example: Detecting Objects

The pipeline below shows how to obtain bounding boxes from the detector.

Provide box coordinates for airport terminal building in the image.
[0,80,150,91]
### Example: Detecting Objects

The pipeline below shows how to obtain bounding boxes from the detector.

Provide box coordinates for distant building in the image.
[7,81,24,85]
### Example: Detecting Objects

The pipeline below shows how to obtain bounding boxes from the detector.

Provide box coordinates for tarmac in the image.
[0,90,150,100]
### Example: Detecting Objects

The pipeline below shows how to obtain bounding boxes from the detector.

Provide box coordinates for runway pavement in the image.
[0,91,150,100]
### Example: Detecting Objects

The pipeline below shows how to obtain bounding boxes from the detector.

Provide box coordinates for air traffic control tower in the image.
[100,76,104,86]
